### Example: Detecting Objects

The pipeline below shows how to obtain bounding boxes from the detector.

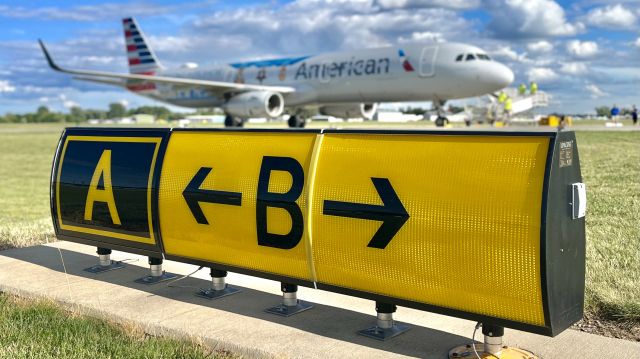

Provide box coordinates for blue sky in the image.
[0,0,638,114]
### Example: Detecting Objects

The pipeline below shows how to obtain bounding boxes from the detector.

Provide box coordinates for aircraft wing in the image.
[72,76,127,87]
[39,40,296,94]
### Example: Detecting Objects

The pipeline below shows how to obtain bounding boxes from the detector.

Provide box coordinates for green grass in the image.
[0,125,62,250]
[0,124,638,329]
[0,293,232,359]
[577,132,640,322]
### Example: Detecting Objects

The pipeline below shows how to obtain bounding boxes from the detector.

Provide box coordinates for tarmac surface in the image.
[1,241,638,358]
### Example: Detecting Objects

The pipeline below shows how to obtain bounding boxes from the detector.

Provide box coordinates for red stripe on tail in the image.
[403,60,415,72]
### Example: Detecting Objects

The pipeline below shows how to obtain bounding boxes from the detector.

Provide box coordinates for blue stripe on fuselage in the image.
[230,55,310,69]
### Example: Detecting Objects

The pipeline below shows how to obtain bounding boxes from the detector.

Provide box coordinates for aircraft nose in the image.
[493,62,514,89]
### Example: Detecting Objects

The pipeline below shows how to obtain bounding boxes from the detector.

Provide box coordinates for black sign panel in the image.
[52,130,167,248]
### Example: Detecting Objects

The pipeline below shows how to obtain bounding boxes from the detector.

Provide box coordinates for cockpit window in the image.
[455,54,464,62]
[466,54,476,61]
[477,54,491,61]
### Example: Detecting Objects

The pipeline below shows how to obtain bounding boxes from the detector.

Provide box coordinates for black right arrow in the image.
[322,177,409,249]
[182,167,242,225]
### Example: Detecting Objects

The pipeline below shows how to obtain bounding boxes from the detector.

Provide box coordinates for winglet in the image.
[38,39,63,72]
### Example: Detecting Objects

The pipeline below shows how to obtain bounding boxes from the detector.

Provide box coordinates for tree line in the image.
[0,103,221,124]
[594,106,636,117]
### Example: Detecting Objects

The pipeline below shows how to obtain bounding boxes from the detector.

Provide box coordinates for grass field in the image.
[0,123,638,339]
[578,131,640,322]
[0,293,233,359]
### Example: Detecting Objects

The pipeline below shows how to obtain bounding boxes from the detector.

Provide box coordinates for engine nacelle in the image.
[319,103,378,120]
[222,91,284,118]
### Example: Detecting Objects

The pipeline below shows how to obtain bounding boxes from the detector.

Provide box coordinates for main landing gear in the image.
[224,115,245,128]
[434,116,449,127]
[433,99,449,127]
[287,115,306,128]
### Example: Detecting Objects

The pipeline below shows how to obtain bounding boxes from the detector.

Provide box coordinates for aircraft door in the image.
[419,46,438,78]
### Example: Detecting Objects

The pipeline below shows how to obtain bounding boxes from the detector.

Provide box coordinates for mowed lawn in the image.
[0,124,638,328]
[0,124,234,357]
[0,294,232,359]
[578,131,640,322]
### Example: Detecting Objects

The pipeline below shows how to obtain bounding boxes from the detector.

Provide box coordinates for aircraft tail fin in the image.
[122,17,161,74]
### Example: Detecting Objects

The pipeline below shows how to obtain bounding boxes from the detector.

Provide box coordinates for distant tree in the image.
[595,106,611,117]
[69,106,85,121]
[34,105,62,122]
[130,105,171,119]
[107,103,127,119]
[84,109,107,120]
[403,107,428,116]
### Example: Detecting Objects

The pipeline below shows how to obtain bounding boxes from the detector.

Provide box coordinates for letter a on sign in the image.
[84,150,121,225]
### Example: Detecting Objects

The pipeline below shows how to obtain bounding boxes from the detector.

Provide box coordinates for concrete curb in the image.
[0,241,638,358]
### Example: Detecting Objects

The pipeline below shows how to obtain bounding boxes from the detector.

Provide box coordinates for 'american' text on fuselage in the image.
[295,58,391,80]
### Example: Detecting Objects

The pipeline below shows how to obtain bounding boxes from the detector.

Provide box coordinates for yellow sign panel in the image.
[311,134,550,326]
[159,131,317,281]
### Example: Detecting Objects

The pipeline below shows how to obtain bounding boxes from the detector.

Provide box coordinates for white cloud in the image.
[62,99,79,108]
[375,0,480,9]
[527,40,553,53]
[398,31,444,43]
[635,38,640,48]
[527,67,559,82]
[191,3,472,57]
[586,84,608,99]
[0,80,16,93]
[567,40,599,58]
[560,62,589,75]
[119,99,129,108]
[490,46,532,63]
[586,4,636,30]
[486,0,584,39]
[0,3,202,22]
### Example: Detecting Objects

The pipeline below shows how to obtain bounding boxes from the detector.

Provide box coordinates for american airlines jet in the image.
[39,17,514,128]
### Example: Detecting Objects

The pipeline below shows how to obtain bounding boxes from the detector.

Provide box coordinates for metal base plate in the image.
[196,285,241,300]
[83,261,125,274]
[265,300,313,317]
[449,344,538,359]
[134,272,178,285]
[358,323,410,341]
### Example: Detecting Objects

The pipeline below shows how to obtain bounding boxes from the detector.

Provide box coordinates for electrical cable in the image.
[166,266,203,288]
[472,322,482,359]
[56,246,73,302]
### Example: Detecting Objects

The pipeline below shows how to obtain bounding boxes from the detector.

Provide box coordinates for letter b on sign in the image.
[256,156,305,249]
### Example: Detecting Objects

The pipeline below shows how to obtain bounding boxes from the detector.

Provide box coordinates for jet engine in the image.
[319,103,378,120]
[222,91,284,118]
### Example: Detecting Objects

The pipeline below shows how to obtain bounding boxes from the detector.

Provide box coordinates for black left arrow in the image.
[182,167,242,225]
[323,177,409,249]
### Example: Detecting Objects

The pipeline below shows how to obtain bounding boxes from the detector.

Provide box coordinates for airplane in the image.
[39,17,514,128]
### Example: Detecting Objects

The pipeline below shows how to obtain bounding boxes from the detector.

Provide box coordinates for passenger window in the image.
[466,54,476,61]
[456,54,463,62]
